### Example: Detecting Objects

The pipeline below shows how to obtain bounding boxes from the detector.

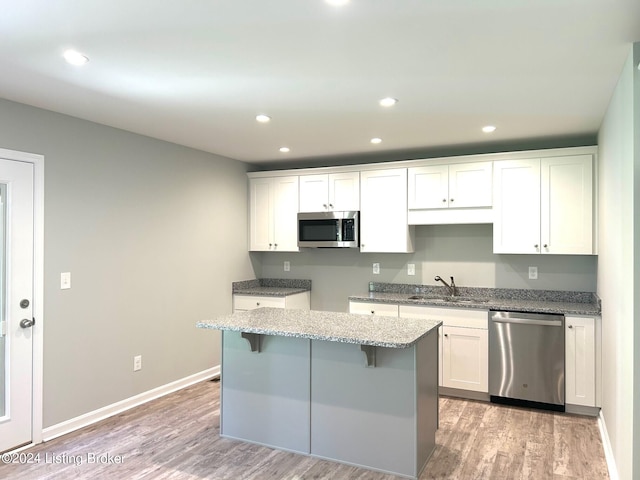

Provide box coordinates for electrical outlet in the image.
[61,272,71,290]
[372,263,380,274]
[407,264,415,276]
[528,266,538,280]
[133,355,142,372]
[284,261,290,272]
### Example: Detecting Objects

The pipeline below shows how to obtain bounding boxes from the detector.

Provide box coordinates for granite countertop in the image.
[349,283,601,316]
[232,278,311,297]
[197,307,441,348]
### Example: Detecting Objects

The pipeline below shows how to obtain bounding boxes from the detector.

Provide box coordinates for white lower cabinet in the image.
[233,292,310,313]
[441,325,488,392]
[348,301,400,317]
[399,305,488,393]
[565,315,598,407]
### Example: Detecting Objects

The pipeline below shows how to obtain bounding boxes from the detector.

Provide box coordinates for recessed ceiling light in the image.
[379,97,398,107]
[63,49,89,66]
[482,125,497,133]
[326,0,349,5]
[279,147,290,153]
[256,114,271,123]
[370,138,382,144]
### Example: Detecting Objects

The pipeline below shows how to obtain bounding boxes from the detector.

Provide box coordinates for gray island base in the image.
[197,308,441,479]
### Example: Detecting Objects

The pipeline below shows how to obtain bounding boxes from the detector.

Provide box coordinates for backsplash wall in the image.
[255,224,598,312]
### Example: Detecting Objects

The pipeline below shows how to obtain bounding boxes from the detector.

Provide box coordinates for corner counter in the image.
[197,308,441,479]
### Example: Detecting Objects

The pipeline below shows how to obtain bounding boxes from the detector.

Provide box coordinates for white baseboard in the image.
[42,366,220,442]
[598,410,619,480]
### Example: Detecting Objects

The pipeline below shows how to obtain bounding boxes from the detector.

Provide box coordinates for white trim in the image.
[247,145,598,177]
[42,367,219,442]
[0,148,45,446]
[598,410,619,480]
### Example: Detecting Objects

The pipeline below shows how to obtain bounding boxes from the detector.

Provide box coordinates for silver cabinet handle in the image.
[450,198,454,202]
[543,244,548,248]
[534,244,539,248]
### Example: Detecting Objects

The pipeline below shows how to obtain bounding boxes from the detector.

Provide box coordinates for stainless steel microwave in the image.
[297,211,359,248]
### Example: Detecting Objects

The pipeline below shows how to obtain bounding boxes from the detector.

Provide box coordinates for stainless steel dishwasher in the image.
[489,310,565,411]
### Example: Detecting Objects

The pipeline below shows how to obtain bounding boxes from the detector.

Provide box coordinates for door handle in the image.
[20,318,35,329]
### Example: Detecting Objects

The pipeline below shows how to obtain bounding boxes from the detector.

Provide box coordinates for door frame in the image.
[0,147,44,446]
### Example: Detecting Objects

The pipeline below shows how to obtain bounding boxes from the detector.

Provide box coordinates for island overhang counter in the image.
[197,307,441,479]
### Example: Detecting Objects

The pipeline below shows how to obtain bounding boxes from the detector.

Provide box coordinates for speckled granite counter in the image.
[197,307,441,348]
[232,278,311,297]
[349,283,601,316]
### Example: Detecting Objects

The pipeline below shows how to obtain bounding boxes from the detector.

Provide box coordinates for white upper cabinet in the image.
[299,172,360,212]
[408,162,492,209]
[249,176,299,252]
[360,168,414,253]
[541,156,593,254]
[493,155,593,254]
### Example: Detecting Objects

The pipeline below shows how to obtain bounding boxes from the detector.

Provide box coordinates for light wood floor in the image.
[1,380,609,479]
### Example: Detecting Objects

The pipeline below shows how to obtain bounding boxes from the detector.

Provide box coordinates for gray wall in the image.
[257,224,598,313]
[597,43,638,480]
[0,98,255,427]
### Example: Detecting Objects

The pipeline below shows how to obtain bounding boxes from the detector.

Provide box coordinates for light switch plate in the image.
[133,355,142,372]
[528,266,538,280]
[284,261,290,272]
[407,264,415,276]
[61,272,71,289]
[373,263,380,274]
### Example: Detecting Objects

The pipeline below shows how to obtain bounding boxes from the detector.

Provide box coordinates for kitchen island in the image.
[197,308,441,479]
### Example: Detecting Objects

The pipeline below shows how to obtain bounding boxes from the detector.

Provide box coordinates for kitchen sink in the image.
[407,295,488,304]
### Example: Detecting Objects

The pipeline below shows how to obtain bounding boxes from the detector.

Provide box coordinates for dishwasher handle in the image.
[490,311,564,327]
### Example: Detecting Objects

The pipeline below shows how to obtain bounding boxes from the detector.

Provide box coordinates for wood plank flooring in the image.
[0,380,609,479]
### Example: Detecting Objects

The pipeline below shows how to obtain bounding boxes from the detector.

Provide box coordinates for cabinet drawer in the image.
[399,305,488,329]
[349,301,399,317]
[233,295,286,311]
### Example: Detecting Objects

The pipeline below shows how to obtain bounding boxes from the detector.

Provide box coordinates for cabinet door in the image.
[448,162,492,208]
[408,165,448,209]
[273,176,299,251]
[360,168,414,253]
[442,326,488,392]
[565,316,596,407]
[493,159,541,254]
[249,178,274,251]
[349,301,399,317]
[299,174,329,213]
[541,155,593,255]
[329,172,360,211]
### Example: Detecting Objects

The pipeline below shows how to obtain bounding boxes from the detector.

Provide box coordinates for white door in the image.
[407,165,448,209]
[448,162,493,208]
[360,168,413,253]
[541,155,593,254]
[328,172,359,211]
[298,174,328,212]
[492,159,541,254]
[0,158,34,452]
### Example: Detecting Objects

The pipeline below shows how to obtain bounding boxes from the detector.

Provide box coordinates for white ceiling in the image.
[1,1,639,165]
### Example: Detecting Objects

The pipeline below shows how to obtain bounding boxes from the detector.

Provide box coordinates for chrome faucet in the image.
[435,275,457,297]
